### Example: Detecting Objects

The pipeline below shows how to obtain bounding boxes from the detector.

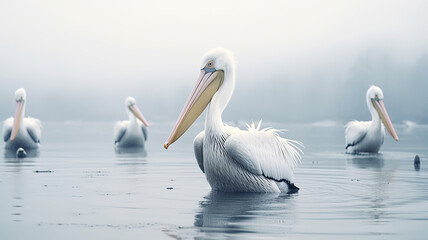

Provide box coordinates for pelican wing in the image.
[2,117,13,142]
[345,120,369,149]
[114,121,128,144]
[193,131,205,173]
[141,124,148,141]
[225,123,302,183]
[25,117,42,143]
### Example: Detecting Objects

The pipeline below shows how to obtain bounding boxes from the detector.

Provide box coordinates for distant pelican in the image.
[345,86,398,153]
[114,97,149,148]
[2,88,41,152]
[164,48,302,193]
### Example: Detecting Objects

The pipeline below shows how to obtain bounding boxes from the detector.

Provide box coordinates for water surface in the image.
[0,121,427,239]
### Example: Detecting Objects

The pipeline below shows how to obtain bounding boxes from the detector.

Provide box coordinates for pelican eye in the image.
[205,61,215,68]
[375,95,380,102]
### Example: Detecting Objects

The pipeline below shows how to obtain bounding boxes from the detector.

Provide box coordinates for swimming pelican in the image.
[345,85,398,153]
[114,97,149,148]
[2,88,41,152]
[164,47,302,193]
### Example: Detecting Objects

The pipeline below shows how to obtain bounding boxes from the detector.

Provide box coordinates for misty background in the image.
[1,0,427,124]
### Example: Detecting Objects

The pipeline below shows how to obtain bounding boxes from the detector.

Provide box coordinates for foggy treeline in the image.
[1,49,427,124]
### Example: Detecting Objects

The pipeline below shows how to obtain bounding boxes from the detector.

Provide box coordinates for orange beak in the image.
[129,104,149,127]
[11,101,24,141]
[372,98,399,141]
[164,69,224,149]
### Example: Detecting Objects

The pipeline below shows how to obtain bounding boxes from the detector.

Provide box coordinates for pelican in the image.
[114,97,149,148]
[2,88,42,152]
[345,85,398,153]
[164,48,302,193]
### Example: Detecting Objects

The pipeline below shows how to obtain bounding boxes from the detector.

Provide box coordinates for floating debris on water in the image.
[414,155,420,171]
[34,170,53,173]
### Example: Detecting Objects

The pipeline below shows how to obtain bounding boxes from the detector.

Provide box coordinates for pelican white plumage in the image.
[2,88,41,152]
[345,86,398,153]
[114,97,149,148]
[164,48,302,193]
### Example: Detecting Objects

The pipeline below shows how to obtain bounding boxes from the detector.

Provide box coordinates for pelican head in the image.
[366,86,398,141]
[11,88,26,141]
[125,97,149,127]
[164,47,235,149]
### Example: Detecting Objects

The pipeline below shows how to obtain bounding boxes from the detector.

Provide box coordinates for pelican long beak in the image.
[129,104,150,127]
[11,101,24,141]
[164,69,224,149]
[372,99,399,141]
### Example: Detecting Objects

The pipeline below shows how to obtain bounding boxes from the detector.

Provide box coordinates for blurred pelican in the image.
[114,97,149,148]
[164,48,302,193]
[345,86,398,153]
[2,88,41,152]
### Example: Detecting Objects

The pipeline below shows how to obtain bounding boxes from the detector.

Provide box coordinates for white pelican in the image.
[345,85,398,153]
[2,88,41,152]
[164,48,302,193]
[114,97,149,148]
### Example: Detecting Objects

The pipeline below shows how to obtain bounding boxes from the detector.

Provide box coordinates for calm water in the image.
[0,121,427,239]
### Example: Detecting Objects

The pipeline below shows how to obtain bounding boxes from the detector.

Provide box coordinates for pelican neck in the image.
[204,68,235,135]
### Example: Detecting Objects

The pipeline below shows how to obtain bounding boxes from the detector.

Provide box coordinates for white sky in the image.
[0,0,427,122]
